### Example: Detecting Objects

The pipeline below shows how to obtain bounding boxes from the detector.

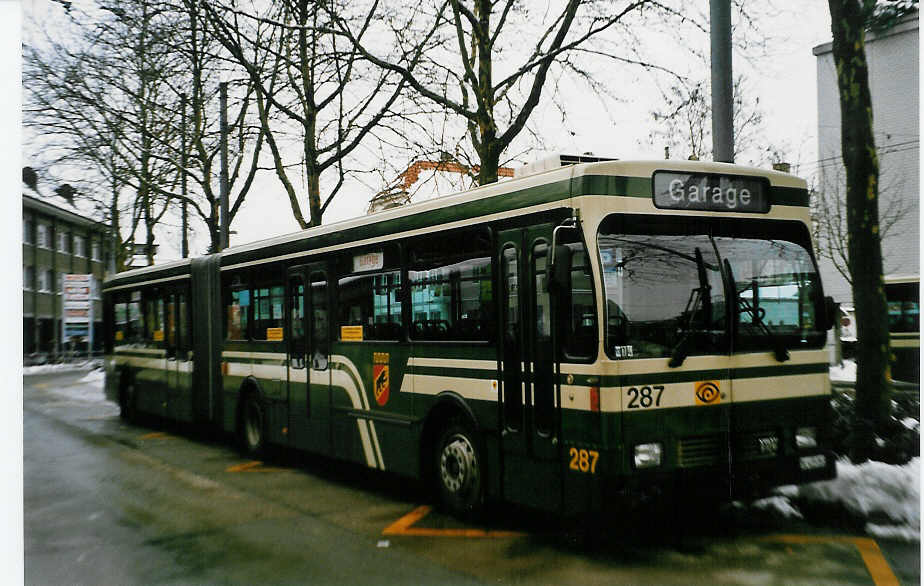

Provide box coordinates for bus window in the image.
[556,234,597,360]
[502,245,521,429]
[408,229,494,341]
[310,271,329,370]
[886,281,919,333]
[114,298,128,344]
[289,275,306,369]
[599,231,725,360]
[177,291,189,351]
[128,291,143,344]
[166,295,176,348]
[226,287,250,341]
[253,282,285,340]
[145,293,164,344]
[338,247,402,341]
[532,242,554,435]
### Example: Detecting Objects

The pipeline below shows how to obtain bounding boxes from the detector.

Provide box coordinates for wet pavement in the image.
[24,368,920,585]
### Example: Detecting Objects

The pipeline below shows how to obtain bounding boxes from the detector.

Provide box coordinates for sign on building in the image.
[62,274,94,343]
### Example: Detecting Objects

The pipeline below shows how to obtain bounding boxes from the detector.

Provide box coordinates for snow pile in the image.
[23,360,101,375]
[751,495,803,519]
[829,359,857,384]
[771,458,920,541]
[79,369,105,384]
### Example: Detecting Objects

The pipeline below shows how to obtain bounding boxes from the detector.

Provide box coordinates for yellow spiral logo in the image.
[694,381,721,405]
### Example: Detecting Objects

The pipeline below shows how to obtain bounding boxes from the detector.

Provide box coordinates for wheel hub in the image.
[440,435,477,494]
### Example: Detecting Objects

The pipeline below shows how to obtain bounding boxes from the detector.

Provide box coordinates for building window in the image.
[57,272,67,295]
[57,231,70,254]
[91,240,101,261]
[74,235,86,257]
[38,269,52,292]
[23,266,34,290]
[37,224,50,249]
[23,219,33,244]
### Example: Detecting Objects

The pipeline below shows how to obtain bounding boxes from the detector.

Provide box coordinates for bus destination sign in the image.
[652,171,770,213]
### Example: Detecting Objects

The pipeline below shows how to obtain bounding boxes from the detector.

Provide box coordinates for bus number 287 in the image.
[626,385,664,409]
[568,447,599,474]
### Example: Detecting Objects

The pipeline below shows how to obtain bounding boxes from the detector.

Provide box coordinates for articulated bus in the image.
[885,275,919,384]
[103,158,837,516]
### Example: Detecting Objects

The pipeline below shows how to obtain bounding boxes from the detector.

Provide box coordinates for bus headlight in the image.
[796,427,817,449]
[634,443,663,469]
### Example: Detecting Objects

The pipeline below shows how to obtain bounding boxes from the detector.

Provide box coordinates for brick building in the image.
[23,187,111,361]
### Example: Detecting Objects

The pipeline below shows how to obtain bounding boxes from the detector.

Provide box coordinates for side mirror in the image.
[548,245,571,292]
[823,296,837,331]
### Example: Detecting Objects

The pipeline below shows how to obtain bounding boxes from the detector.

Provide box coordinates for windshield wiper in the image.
[669,247,711,368]
[724,259,789,362]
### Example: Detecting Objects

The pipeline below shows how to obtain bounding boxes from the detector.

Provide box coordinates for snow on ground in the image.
[23,360,102,375]
[758,458,920,541]
[79,369,105,384]
[829,359,857,384]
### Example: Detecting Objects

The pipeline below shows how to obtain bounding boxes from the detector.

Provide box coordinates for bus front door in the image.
[498,225,562,511]
[286,265,331,453]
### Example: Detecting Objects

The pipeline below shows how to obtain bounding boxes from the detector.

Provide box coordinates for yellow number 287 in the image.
[568,447,599,474]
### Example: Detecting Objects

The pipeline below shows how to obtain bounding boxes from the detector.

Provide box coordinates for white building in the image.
[813,14,919,303]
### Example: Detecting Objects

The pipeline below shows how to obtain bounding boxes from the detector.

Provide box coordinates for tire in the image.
[239,393,266,457]
[119,382,135,422]
[434,419,483,518]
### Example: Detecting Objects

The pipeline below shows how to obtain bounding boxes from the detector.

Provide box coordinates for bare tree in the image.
[25,1,268,263]
[332,0,694,186]
[202,0,427,228]
[645,74,781,165]
[24,1,183,267]
[812,165,908,287]
[156,0,266,253]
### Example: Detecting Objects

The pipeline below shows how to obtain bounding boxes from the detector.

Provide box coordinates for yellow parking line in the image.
[382,505,524,538]
[766,535,899,586]
[139,432,171,440]
[225,460,286,473]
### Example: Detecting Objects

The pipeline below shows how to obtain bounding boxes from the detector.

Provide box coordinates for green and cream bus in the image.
[885,274,919,384]
[103,157,837,516]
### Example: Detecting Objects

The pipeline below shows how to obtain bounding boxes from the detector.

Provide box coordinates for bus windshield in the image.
[598,215,826,360]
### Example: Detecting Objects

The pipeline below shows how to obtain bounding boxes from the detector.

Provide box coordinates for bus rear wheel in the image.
[435,420,483,517]
[240,394,266,457]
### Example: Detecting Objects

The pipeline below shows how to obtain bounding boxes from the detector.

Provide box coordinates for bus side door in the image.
[165,288,194,423]
[286,265,331,453]
[498,224,562,511]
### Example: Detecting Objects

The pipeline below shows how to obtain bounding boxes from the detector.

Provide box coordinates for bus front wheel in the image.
[435,420,483,517]
[239,394,266,457]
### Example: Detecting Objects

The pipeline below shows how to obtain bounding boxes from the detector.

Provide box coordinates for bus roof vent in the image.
[513,153,617,178]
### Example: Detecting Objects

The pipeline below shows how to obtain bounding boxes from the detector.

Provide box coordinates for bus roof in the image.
[104,159,807,288]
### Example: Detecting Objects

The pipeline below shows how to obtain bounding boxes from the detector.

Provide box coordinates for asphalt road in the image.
[23,368,920,585]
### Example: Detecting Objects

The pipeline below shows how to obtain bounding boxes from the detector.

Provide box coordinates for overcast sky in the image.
[18,1,835,262]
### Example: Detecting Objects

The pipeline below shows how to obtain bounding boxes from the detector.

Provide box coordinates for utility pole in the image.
[180,93,189,258]
[710,0,734,163]
[219,81,229,250]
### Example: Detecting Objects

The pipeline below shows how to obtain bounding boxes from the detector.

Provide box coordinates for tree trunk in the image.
[476,148,500,185]
[827,0,891,463]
